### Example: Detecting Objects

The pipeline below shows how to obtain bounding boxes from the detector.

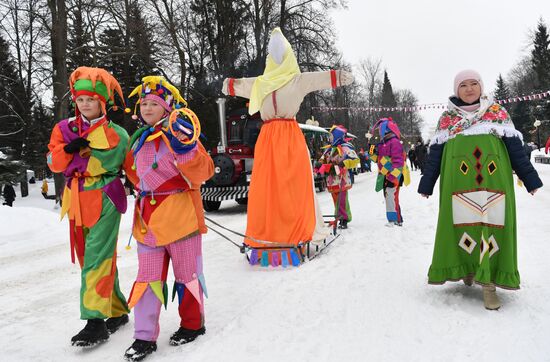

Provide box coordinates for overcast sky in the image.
[330,0,550,133]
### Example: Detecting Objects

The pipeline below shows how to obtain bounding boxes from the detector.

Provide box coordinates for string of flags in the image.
[312,89,550,113]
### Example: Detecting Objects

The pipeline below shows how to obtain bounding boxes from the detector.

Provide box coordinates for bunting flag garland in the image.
[312,89,550,113]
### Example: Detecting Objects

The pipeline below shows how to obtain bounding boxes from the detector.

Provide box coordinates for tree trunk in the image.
[48,0,68,201]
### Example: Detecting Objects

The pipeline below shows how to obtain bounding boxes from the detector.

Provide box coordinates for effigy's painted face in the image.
[457,79,481,104]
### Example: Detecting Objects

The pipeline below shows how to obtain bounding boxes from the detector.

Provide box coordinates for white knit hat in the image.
[454,69,484,96]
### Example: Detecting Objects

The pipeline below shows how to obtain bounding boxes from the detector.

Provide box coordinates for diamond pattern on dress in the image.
[458,232,477,254]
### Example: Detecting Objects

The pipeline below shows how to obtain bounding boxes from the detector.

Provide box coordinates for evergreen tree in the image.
[381,70,398,122]
[531,19,550,90]
[494,74,511,101]
[21,101,51,177]
[530,19,550,138]
[0,147,27,185]
[510,101,532,138]
[0,34,27,157]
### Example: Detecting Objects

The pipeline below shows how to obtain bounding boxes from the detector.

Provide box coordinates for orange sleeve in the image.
[176,142,214,190]
[122,150,139,187]
[47,124,73,173]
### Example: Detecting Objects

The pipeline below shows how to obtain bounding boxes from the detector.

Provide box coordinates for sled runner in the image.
[204,214,341,267]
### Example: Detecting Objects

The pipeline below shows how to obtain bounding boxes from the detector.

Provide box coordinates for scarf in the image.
[248,28,301,115]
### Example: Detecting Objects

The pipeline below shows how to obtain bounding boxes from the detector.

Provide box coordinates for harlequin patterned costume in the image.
[370,118,410,224]
[222,28,353,266]
[46,67,129,320]
[123,76,214,342]
[418,95,543,289]
[319,125,359,226]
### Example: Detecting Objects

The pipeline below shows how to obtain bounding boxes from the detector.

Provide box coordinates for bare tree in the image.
[144,0,190,87]
[357,57,383,106]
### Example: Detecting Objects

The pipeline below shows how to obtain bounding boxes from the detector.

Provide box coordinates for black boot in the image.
[106,314,129,334]
[169,326,205,346]
[71,319,109,347]
[124,339,157,361]
[338,220,348,229]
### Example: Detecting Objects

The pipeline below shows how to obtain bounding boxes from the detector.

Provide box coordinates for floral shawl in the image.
[431,95,523,145]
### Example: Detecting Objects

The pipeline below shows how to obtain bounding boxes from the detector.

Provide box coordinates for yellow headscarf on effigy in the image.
[248,27,301,115]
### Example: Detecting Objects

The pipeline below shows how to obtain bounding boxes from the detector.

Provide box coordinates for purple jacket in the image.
[377,135,404,184]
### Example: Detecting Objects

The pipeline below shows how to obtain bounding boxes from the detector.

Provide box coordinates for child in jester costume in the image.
[122,76,214,361]
[418,70,543,310]
[319,125,360,229]
[46,67,130,347]
[370,118,409,226]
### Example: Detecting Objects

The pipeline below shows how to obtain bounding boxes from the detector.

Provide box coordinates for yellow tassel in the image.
[125,245,131,250]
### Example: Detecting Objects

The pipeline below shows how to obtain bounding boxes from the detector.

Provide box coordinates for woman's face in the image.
[140,99,166,126]
[457,79,481,104]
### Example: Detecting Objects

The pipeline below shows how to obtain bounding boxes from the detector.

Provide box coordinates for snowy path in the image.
[1,156,550,362]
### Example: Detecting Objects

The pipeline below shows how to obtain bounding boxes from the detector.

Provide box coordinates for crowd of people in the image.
[0,26,541,362]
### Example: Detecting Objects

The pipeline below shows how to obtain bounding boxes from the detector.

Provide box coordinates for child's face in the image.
[457,79,481,104]
[75,95,102,119]
[140,99,166,126]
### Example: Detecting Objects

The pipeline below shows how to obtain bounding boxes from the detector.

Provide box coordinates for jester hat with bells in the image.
[69,66,125,116]
[127,75,187,120]
[248,27,301,115]
[372,117,401,140]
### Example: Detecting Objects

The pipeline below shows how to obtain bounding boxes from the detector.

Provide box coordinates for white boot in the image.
[482,284,501,310]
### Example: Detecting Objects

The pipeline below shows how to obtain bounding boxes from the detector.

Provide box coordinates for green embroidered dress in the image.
[423,96,540,289]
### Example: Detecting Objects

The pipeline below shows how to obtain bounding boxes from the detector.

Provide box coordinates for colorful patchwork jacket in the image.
[373,133,406,190]
[320,142,360,192]
[123,119,214,247]
[47,116,129,263]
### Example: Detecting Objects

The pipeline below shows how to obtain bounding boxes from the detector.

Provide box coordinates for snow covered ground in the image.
[2,153,550,362]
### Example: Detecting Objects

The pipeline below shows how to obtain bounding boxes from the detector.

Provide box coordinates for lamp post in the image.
[534,120,541,150]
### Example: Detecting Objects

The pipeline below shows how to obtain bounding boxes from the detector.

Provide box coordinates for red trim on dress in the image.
[330,70,337,89]
[228,78,235,96]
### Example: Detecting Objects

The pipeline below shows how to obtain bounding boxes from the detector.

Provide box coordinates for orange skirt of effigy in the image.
[244,119,316,248]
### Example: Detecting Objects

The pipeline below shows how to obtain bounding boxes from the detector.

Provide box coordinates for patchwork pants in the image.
[76,196,129,320]
[383,180,403,223]
[130,235,205,342]
[331,190,352,222]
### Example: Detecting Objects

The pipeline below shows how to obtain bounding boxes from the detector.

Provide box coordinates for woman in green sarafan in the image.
[418,70,543,310]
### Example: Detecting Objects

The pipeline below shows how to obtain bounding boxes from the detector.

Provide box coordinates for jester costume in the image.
[47,67,129,345]
[122,76,214,357]
[370,118,410,225]
[222,28,354,266]
[319,125,359,229]
[419,95,543,289]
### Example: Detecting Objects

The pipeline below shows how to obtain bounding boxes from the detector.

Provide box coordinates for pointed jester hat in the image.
[69,66,125,115]
[329,125,348,146]
[248,27,301,115]
[372,117,401,139]
[127,75,187,119]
